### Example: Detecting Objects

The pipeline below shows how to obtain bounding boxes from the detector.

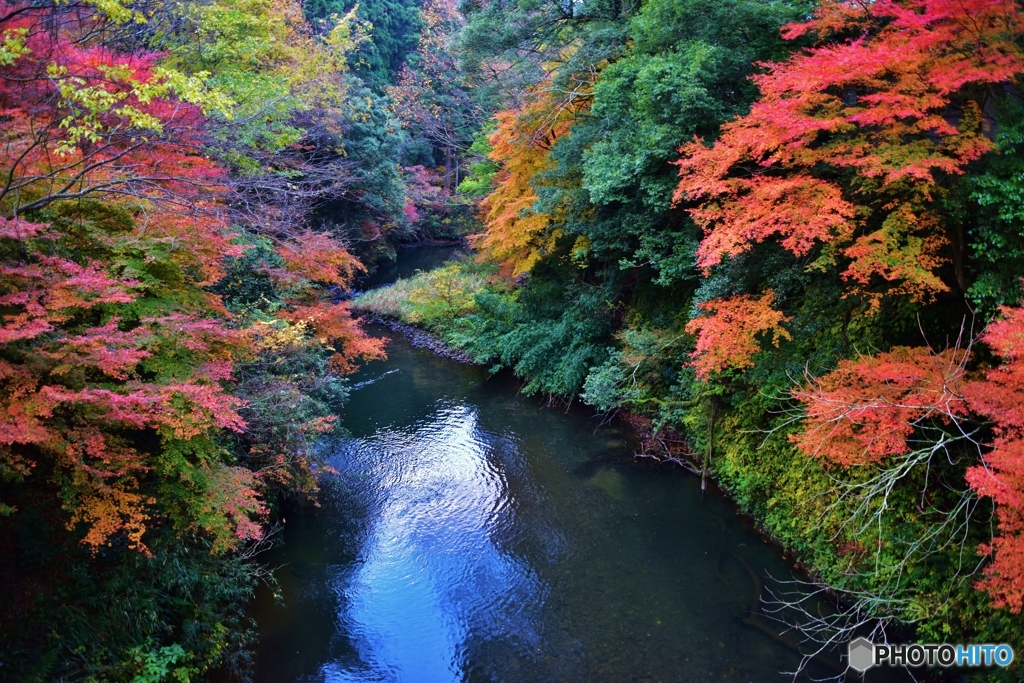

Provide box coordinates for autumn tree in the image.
[0,2,384,677]
[789,305,1024,639]
[677,0,1024,375]
[474,82,591,277]
[965,306,1024,612]
[0,3,255,550]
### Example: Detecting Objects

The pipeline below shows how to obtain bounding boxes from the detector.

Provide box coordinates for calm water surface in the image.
[250,253,899,683]
[358,246,466,291]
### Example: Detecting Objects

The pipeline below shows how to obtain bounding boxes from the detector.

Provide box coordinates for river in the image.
[247,249,896,682]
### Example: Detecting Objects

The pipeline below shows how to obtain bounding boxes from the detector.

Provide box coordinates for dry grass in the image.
[352,260,492,331]
[352,277,420,321]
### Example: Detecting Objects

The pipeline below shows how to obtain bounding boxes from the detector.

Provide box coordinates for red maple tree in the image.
[0,2,383,554]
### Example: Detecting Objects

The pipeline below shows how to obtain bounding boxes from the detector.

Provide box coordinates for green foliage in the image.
[580,352,627,413]
[407,264,480,324]
[966,99,1024,315]
[0,521,259,682]
[457,0,1024,664]
[0,4,384,679]
[582,325,696,428]
[304,0,423,87]
[584,0,811,208]
[314,84,410,252]
[129,644,190,683]
[152,0,360,159]
[453,259,619,395]
[704,390,1023,675]
[456,128,499,198]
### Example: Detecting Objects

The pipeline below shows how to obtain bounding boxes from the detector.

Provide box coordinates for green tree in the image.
[305,0,423,87]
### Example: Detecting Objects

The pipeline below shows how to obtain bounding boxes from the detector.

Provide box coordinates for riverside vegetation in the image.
[0,0,464,680]
[354,0,1024,679]
[4,0,1024,681]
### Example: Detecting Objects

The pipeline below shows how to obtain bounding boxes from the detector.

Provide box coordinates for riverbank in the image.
[357,312,475,364]
[360,306,706,471]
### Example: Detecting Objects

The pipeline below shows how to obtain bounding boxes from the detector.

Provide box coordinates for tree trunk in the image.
[702,398,716,494]
[946,221,970,295]
[444,146,452,194]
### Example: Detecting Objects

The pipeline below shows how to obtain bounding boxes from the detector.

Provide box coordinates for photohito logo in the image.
[848,638,1014,672]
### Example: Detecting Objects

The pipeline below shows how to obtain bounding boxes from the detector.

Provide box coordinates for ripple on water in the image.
[320,404,549,682]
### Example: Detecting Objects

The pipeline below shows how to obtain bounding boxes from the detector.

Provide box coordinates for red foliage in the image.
[401,165,446,227]
[794,297,1024,613]
[0,2,390,555]
[793,346,970,465]
[675,0,1024,370]
[0,4,261,554]
[0,2,238,284]
[278,230,364,287]
[964,304,1024,612]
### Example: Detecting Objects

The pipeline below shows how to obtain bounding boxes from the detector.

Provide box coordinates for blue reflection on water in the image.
[321,405,546,682]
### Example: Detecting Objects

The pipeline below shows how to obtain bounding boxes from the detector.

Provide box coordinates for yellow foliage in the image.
[407,264,477,322]
[248,319,313,352]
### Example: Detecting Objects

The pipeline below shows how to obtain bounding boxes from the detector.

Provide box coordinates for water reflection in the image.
[250,330,903,682]
[357,247,466,292]
[322,405,546,683]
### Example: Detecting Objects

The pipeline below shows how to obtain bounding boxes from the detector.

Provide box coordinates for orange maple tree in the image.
[793,298,1024,612]
[677,0,1024,374]
[792,345,971,465]
[474,83,590,277]
[685,291,791,379]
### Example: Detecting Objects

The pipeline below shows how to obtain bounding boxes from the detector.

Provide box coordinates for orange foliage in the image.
[474,87,588,276]
[0,1,394,557]
[685,291,791,379]
[280,302,387,375]
[278,230,365,287]
[0,4,281,555]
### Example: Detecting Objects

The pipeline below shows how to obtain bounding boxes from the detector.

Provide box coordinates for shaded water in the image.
[250,252,903,682]
[358,246,466,291]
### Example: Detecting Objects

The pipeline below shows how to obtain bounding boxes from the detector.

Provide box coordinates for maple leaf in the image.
[792,293,1024,613]
[278,230,364,287]
[280,302,387,375]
